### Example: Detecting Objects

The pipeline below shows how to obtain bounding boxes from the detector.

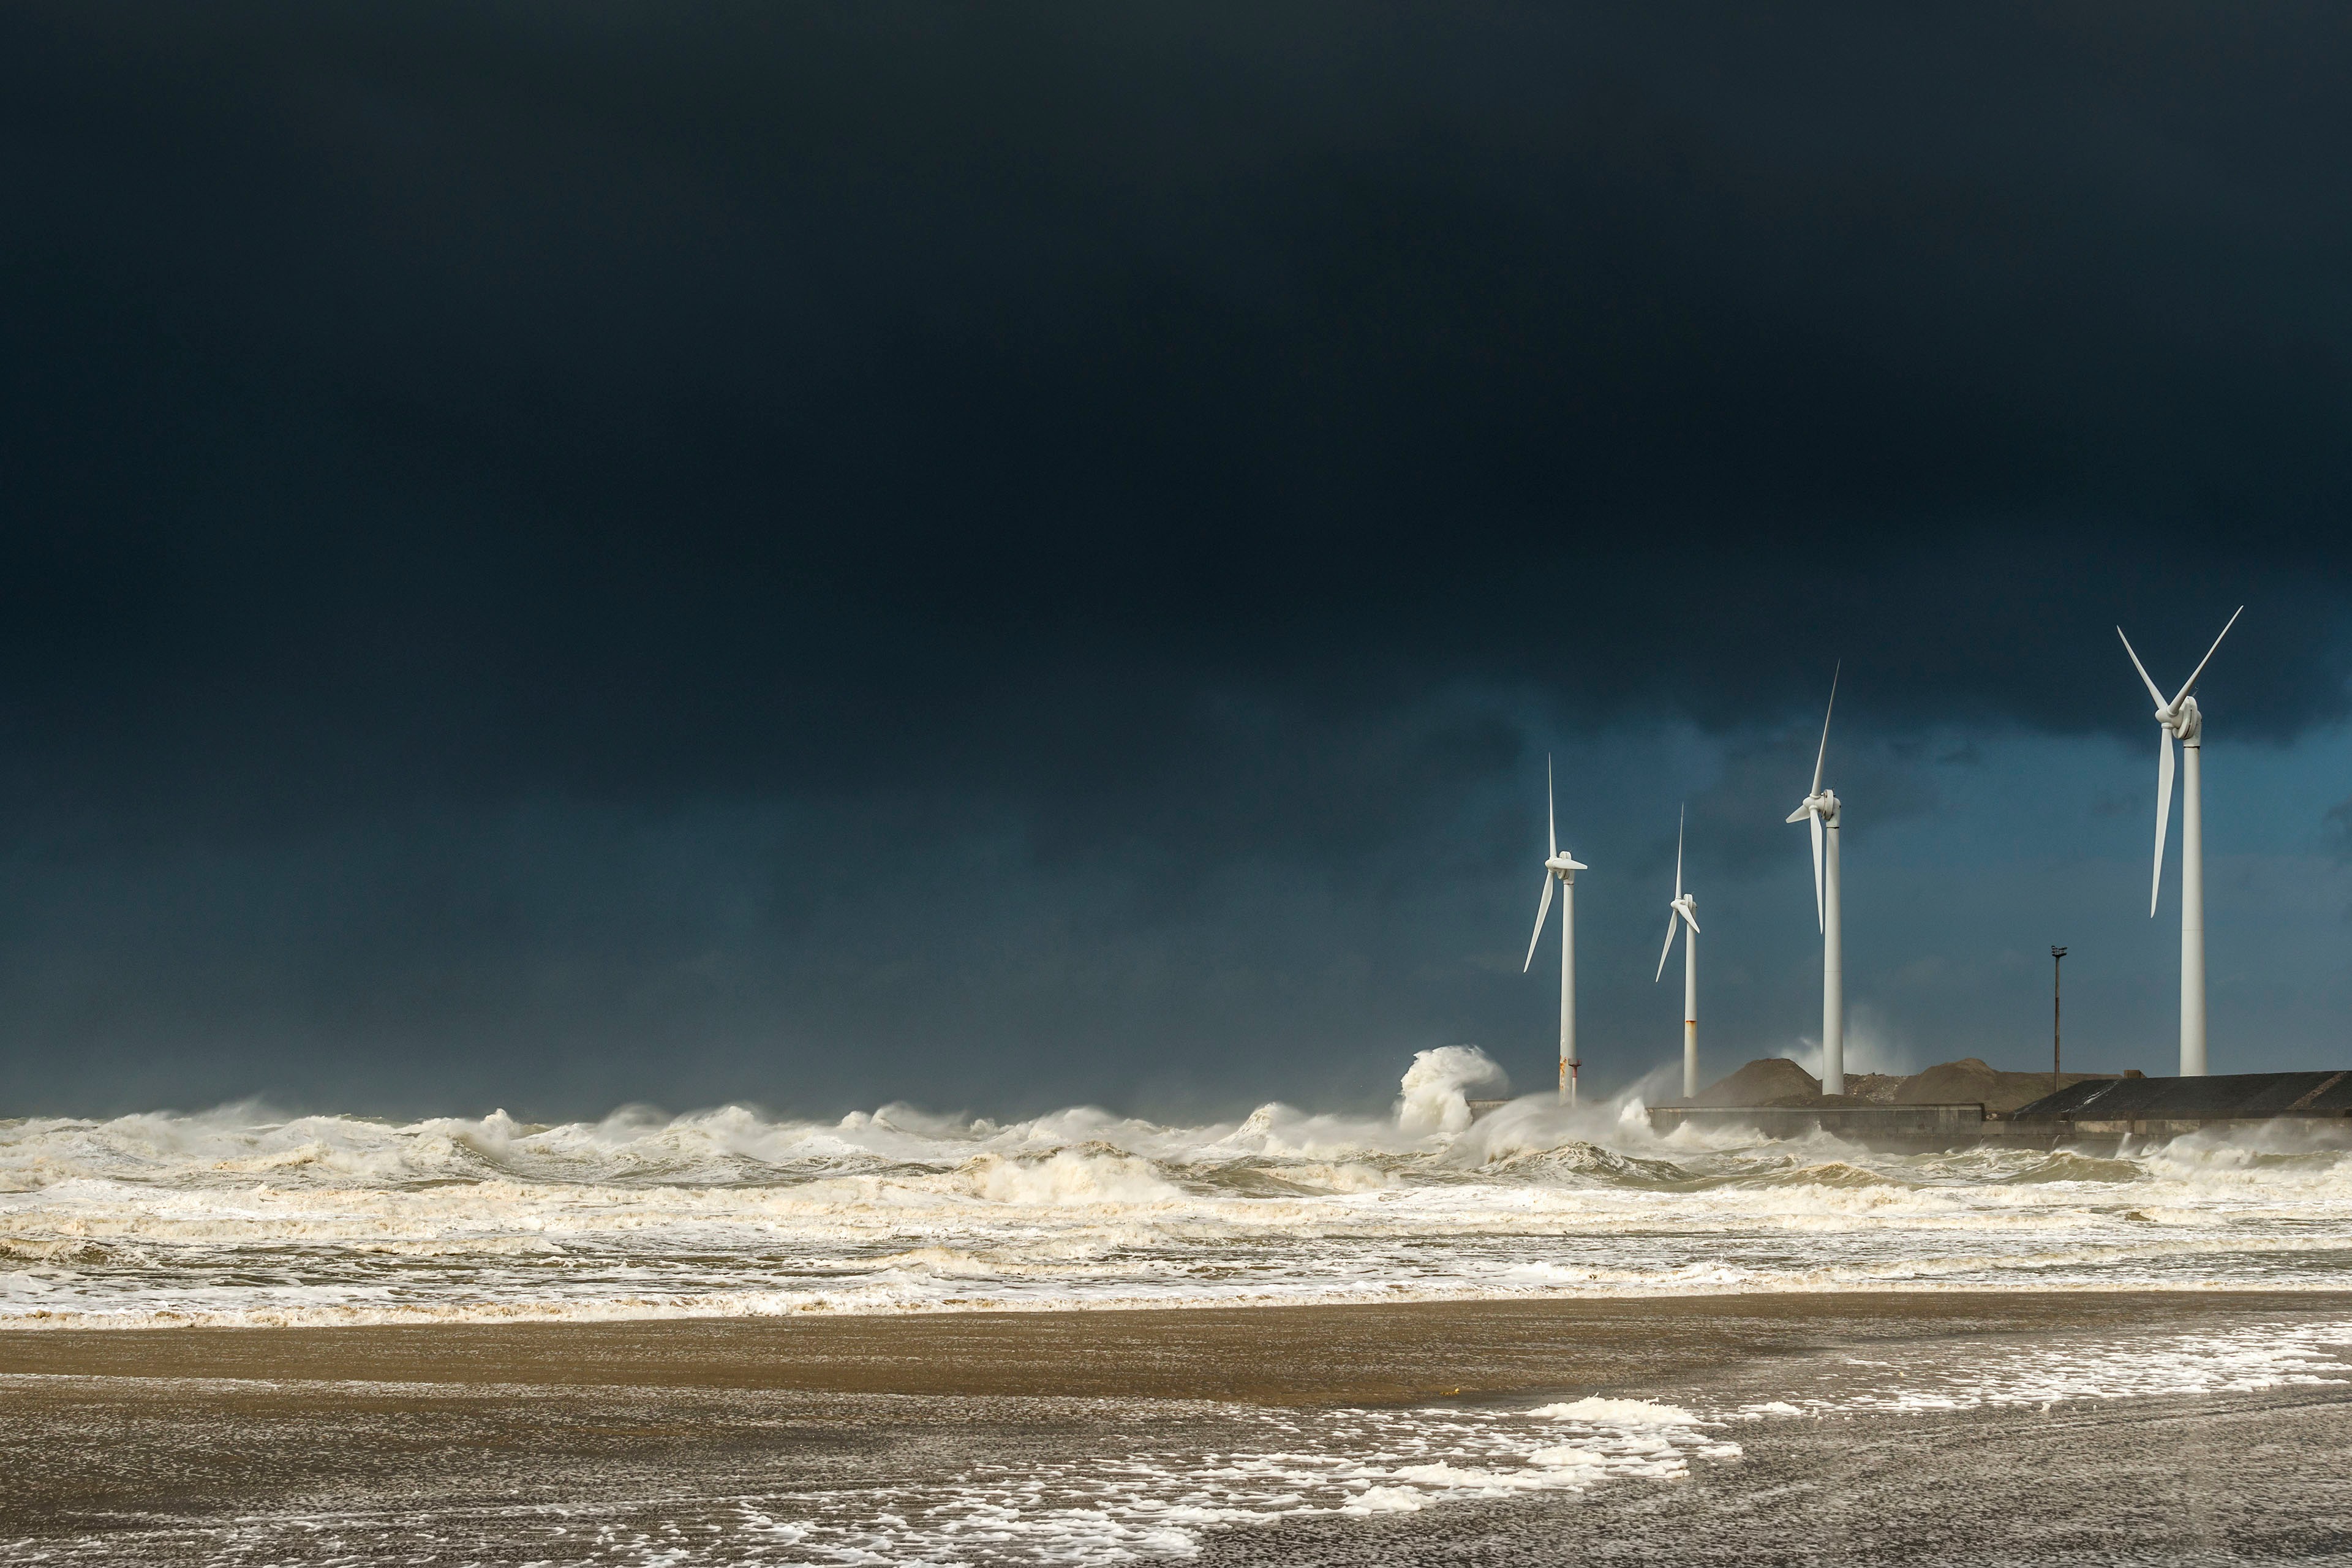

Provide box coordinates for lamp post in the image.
[2050,946,2068,1095]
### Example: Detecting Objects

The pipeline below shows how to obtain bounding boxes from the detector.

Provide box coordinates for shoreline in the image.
[7,1287,2348,1406]
[12,1265,2352,1336]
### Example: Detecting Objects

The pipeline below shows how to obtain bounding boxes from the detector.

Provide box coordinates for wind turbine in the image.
[1654,805,1701,1099]
[1523,756,1589,1106]
[2117,606,2242,1077]
[1784,666,1844,1095]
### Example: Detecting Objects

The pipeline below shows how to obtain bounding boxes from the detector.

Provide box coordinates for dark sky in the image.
[3,2,2350,1120]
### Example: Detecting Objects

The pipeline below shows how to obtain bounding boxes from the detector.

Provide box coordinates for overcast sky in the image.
[3,2,2350,1120]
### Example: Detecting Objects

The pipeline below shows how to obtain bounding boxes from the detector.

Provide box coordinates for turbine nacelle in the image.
[1545,853,1588,876]
[1784,788,1841,827]
[2147,693,2202,742]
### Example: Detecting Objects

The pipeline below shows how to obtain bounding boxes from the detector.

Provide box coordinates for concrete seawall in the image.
[1648,1071,2352,1152]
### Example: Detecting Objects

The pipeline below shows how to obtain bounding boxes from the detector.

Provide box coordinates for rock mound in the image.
[1893,1058,2117,1115]
[1689,1057,2122,1113]
[1692,1057,1820,1107]
[1844,1072,1904,1104]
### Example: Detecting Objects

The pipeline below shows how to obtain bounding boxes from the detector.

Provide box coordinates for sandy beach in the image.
[7,1291,2352,1563]
[2,1288,2346,1402]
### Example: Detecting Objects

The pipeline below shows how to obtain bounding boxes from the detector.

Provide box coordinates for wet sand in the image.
[4,1288,2345,1403]
[6,1292,2351,1563]
[1200,1384,2352,1566]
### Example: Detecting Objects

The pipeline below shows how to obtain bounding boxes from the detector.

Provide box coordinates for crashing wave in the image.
[7,1053,2352,1330]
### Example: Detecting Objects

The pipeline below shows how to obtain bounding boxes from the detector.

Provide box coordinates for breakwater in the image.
[1649,1071,2352,1152]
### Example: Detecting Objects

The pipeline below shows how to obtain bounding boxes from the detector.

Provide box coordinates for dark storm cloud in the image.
[1,2,2348,1112]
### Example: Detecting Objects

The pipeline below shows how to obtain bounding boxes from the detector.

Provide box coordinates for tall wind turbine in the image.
[1655,806,1701,1099]
[2118,606,2242,1077]
[1523,756,1590,1105]
[1785,666,1844,1095]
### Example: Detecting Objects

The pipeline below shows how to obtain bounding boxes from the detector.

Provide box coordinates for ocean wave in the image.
[7,1046,2352,1329]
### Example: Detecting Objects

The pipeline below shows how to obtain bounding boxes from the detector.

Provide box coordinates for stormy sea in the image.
[6,1048,2352,1564]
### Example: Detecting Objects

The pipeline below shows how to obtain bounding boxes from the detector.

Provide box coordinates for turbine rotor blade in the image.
[2170,605,2245,709]
[1523,873,1556,972]
[1809,809,1825,933]
[1674,805,1685,900]
[2117,626,2168,711]
[1547,755,1558,859]
[2151,727,2176,917]
[1655,910,1679,982]
[1810,662,1840,796]
[1681,907,1702,936]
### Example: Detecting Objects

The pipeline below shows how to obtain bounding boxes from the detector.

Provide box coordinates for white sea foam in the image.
[658,1396,1747,1564]
[1733,1317,2352,1417]
[1528,1396,1703,1425]
[5,1061,2352,1330]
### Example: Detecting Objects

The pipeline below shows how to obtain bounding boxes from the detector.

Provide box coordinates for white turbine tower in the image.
[2117,605,2242,1077]
[1654,806,1701,1100]
[1784,666,1844,1095]
[1523,756,1589,1106]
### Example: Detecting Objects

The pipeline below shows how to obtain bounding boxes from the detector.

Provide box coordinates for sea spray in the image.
[1395,1046,1508,1136]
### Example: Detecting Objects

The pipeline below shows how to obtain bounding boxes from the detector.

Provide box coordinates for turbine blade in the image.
[1674,805,1685,900]
[2117,626,2167,710]
[1547,755,1558,860]
[1810,663,1840,796]
[1681,907,1702,936]
[1523,874,1555,972]
[1809,809,1825,933]
[2151,728,2175,917]
[1655,910,1679,982]
[2169,605,2245,709]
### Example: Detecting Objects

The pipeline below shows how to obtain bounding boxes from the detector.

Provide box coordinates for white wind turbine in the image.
[2117,605,2242,1078]
[1784,666,1844,1095]
[1522,756,1589,1106]
[1654,806,1701,1100]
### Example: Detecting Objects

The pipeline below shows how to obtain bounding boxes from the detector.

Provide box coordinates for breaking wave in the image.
[6,1045,2352,1330]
